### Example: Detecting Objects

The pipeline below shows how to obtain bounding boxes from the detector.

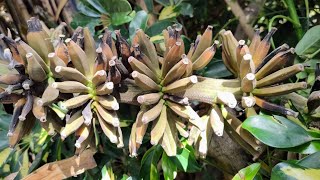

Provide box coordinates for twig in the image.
[224,0,255,39]
[234,0,266,39]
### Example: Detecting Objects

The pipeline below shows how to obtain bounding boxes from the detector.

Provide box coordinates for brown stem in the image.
[224,0,255,39]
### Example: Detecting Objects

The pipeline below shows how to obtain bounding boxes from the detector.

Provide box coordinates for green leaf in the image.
[0,148,11,167]
[295,25,320,59]
[232,163,261,180]
[86,0,107,14]
[0,105,11,131]
[179,3,193,17]
[144,0,154,12]
[140,145,163,180]
[111,12,134,26]
[282,141,320,154]
[100,0,132,13]
[161,152,177,180]
[17,149,29,179]
[0,131,9,151]
[298,151,320,169]
[129,10,149,41]
[203,59,232,78]
[242,115,312,148]
[170,145,201,173]
[155,0,171,6]
[28,141,49,173]
[159,6,180,20]
[70,13,101,33]
[146,20,174,37]
[271,162,320,180]
[77,0,101,18]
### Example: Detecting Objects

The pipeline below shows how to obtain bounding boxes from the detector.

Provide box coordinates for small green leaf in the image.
[129,10,149,41]
[162,152,177,180]
[242,115,312,148]
[295,25,320,59]
[170,145,201,173]
[140,145,163,180]
[232,163,261,180]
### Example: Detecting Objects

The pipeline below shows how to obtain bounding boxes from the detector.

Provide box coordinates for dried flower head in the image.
[51,26,126,151]
[0,17,65,147]
[128,25,217,156]
[220,28,306,118]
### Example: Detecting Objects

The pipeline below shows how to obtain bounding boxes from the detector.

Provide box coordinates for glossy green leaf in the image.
[232,163,261,180]
[17,149,29,178]
[129,10,149,40]
[295,25,320,59]
[111,12,134,26]
[159,6,180,20]
[242,115,312,148]
[271,162,320,180]
[298,151,320,169]
[282,141,320,154]
[100,0,132,13]
[140,145,163,180]
[146,20,174,37]
[170,145,201,173]
[0,148,11,167]
[162,152,177,180]
[144,0,154,12]
[70,13,101,33]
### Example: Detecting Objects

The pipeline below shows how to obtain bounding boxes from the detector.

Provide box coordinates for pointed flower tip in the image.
[243,53,252,61]
[189,75,198,84]
[239,40,246,46]
[18,115,26,121]
[75,142,81,149]
[26,52,33,58]
[246,73,255,81]
[55,66,62,73]
[40,116,47,122]
[48,52,56,58]
[106,82,114,90]
[7,131,13,137]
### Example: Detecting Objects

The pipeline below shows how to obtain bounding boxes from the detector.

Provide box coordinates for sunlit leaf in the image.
[232,163,261,180]
[295,25,320,59]
[140,145,163,180]
[242,115,313,148]
[162,152,177,180]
